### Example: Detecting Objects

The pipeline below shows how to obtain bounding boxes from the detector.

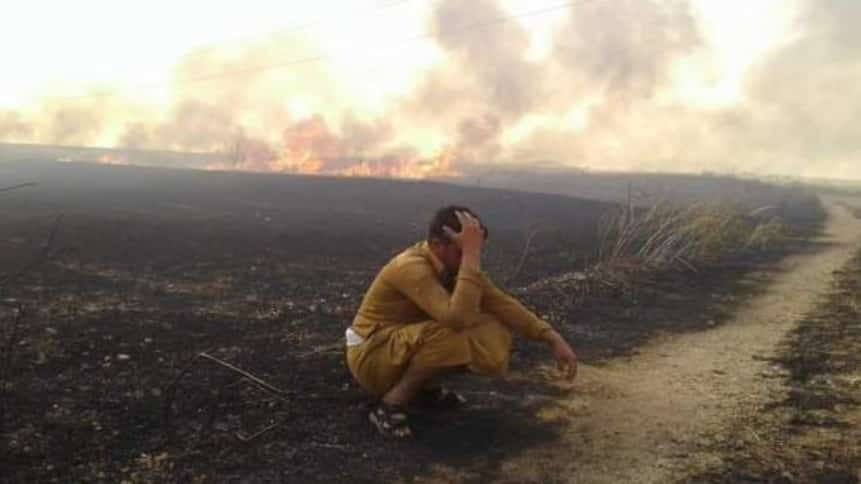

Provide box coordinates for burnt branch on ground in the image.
[162,352,292,444]
[0,182,36,194]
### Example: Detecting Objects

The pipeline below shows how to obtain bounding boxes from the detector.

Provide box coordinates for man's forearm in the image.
[460,247,481,273]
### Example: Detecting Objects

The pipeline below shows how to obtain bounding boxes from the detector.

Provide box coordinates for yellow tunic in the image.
[346,241,553,396]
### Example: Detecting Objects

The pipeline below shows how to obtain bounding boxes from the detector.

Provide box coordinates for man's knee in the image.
[410,322,472,370]
[411,316,512,375]
[466,315,511,346]
[464,315,512,376]
[420,316,512,350]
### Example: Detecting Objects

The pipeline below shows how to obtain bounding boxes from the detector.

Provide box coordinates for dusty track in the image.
[423,201,861,483]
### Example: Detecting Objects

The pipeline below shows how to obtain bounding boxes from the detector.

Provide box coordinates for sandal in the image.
[369,402,412,438]
[416,386,466,412]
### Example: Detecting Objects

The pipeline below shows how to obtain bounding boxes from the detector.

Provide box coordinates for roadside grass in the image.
[563,198,808,301]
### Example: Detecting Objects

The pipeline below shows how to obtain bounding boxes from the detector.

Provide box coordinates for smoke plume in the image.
[0,111,32,140]
[0,0,859,180]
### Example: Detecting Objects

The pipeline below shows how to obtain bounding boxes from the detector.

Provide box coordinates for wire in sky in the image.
[52,0,605,101]
[174,0,418,60]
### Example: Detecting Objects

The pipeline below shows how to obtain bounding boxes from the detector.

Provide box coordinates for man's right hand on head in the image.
[442,211,484,255]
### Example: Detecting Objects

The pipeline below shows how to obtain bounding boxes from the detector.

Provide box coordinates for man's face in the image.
[430,239,462,274]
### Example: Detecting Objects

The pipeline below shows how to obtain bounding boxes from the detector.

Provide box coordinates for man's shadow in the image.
[379,372,568,481]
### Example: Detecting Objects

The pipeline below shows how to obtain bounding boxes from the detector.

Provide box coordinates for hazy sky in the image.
[0,1,785,104]
[1,0,857,180]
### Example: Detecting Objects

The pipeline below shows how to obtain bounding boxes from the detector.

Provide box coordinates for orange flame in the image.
[97,154,129,165]
[205,147,459,180]
[200,116,460,179]
[332,149,458,179]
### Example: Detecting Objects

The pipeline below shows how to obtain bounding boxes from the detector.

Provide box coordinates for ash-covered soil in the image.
[0,162,824,483]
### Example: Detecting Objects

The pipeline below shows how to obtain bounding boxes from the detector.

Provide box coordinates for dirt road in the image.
[422,201,861,483]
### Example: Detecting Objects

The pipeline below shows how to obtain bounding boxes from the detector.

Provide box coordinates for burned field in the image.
[0,161,826,483]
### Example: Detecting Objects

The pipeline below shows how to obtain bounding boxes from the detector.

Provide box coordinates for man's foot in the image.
[369,401,412,438]
[416,386,466,412]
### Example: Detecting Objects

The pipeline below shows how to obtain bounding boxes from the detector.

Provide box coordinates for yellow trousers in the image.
[346,314,513,397]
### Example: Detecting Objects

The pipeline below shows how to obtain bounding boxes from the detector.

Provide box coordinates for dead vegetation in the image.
[162,352,293,444]
[527,199,799,307]
[598,200,791,270]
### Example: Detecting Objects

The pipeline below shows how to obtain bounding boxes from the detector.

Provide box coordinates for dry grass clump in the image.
[589,200,789,291]
[746,218,788,251]
[522,190,821,312]
[528,200,791,305]
[598,201,785,271]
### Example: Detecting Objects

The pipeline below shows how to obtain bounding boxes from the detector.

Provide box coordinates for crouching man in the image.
[345,205,578,437]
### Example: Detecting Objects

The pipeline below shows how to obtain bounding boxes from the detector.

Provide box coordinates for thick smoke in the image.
[401,0,547,164]
[430,0,544,118]
[0,111,32,140]
[1,0,859,179]
[111,34,406,172]
[501,0,708,170]
[113,37,305,153]
[419,0,705,169]
[120,99,238,152]
[405,0,711,170]
[470,0,861,178]
[454,114,503,162]
[4,92,134,146]
[734,0,861,178]
[45,105,103,145]
[553,0,701,97]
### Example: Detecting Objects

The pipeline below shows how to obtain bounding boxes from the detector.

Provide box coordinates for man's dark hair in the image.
[427,205,489,243]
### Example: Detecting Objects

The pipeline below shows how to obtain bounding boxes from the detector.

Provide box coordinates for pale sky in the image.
[0,0,793,108]
[0,0,431,106]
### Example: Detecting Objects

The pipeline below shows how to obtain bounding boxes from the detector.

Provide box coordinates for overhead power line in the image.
[53,0,603,102]
[169,0,417,62]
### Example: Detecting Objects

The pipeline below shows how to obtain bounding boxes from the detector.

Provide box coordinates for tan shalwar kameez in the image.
[346,241,553,396]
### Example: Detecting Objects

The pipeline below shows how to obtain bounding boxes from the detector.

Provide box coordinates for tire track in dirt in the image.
[422,200,861,483]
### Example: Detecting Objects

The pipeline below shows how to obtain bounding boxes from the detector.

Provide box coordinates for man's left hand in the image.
[545,330,578,381]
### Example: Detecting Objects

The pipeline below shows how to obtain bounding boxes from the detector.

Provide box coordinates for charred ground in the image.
[0,161,825,483]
